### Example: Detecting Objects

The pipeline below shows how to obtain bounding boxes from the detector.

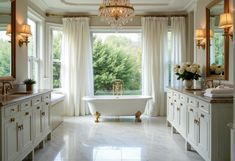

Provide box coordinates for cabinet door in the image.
[173,101,179,127]
[167,98,174,123]
[21,109,33,150]
[198,112,210,159]
[4,117,20,161]
[178,102,186,138]
[42,102,50,133]
[187,106,197,145]
[33,105,43,139]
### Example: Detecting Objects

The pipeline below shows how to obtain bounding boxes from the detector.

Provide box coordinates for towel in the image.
[204,93,233,98]
[205,86,233,94]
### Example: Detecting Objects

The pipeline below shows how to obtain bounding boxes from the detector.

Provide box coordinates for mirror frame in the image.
[206,0,229,80]
[0,0,16,81]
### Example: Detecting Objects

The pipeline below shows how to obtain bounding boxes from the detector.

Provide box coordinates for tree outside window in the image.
[92,32,142,95]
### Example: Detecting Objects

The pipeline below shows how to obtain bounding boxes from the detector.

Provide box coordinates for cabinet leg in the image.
[185,141,192,151]
[39,140,45,149]
[166,121,171,127]
[95,111,101,123]
[171,126,178,135]
[47,132,52,141]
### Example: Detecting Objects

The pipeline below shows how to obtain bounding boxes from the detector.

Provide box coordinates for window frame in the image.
[27,9,45,89]
[91,27,143,96]
[46,23,63,90]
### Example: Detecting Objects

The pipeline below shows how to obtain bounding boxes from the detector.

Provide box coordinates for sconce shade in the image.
[6,24,11,36]
[195,29,205,40]
[219,13,233,28]
[20,24,32,37]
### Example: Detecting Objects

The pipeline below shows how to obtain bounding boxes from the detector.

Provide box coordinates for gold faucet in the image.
[112,79,124,95]
[1,81,13,95]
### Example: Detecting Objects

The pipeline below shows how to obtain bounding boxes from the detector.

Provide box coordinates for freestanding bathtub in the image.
[83,95,151,122]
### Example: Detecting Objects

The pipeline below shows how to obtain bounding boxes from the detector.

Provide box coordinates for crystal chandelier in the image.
[98,0,135,28]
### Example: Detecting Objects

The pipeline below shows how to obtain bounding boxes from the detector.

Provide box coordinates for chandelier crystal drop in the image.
[98,0,135,28]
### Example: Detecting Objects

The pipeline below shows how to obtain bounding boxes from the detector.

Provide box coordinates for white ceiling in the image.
[29,0,195,15]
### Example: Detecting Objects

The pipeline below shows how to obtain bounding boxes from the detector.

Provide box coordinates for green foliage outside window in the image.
[92,34,141,95]
[52,31,62,89]
[0,38,11,76]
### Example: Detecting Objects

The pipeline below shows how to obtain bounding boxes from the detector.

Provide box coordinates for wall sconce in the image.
[18,24,32,47]
[219,13,233,40]
[195,29,206,49]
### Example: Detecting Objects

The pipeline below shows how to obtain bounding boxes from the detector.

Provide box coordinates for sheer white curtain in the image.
[142,17,168,116]
[61,17,94,116]
[170,17,186,87]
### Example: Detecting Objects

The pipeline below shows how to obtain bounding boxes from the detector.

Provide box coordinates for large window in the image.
[28,18,39,87]
[92,32,142,95]
[52,29,63,89]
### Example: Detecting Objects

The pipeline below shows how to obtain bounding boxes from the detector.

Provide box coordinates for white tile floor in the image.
[35,116,204,161]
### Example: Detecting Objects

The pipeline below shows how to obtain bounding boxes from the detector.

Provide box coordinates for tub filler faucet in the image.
[112,79,124,96]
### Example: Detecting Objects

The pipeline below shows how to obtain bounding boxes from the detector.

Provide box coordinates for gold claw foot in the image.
[135,111,142,122]
[95,111,101,123]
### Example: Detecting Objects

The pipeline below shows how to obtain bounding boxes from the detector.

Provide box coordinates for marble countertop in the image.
[0,89,52,107]
[167,87,233,103]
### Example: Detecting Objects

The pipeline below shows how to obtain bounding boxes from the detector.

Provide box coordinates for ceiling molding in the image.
[61,0,169,7]
[183,0,196,12]
[30,0,49,11]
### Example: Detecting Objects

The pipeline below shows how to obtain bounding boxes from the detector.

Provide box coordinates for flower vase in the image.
[184,80,193,89]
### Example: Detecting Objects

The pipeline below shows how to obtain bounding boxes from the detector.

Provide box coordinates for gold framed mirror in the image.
[206,0,229,80]
[0,0,16,81]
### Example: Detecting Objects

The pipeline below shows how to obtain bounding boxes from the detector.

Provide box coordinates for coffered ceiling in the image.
[29,0,195,15]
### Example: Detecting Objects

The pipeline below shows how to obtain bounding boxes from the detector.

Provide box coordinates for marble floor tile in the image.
[34,116,204,161]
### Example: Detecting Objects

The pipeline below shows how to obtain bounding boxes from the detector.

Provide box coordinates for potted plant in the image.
[23,78,36,91]
[174,62,201,89]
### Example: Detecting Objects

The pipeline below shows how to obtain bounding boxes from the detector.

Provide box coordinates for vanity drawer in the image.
[179,94,187,103]
[4,104,19,117]
[42,93,50,102]
[188,97,198,107]
[20,100,31,110]
[173,92,180,99]
[199,101,210,114]
[32,96,42,106]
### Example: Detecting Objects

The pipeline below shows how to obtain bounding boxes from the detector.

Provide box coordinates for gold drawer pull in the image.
[25,104,28,106]
[41,112,45,116]
[37,100,40,102]
[201,114,205,118]
[190,108,193,112]
[174,100,176,102]
[37,106,40,109]
[46,102,49,105]
[201,105,204,108]
[180,103,183,106]
[190,101,193,103]
[170,103,173,105]
[25,112,29,115]
[177,107,180,111]
[11,109,15,112]
[10,118,15,122]
[18,125,21,130]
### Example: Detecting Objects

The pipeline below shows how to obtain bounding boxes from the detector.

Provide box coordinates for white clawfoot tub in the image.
[83,95,151,122]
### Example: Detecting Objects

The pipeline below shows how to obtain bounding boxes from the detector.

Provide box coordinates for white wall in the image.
[15,0,28,83]
[195,0,234,84]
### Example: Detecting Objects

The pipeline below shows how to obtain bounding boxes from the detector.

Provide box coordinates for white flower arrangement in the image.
[174,62,201,80]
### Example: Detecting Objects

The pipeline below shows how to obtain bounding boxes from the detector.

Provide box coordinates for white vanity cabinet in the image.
[0,91,52,161]
[167,87,233,161]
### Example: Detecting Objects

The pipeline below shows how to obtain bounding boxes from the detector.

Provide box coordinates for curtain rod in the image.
[45,12,187,18]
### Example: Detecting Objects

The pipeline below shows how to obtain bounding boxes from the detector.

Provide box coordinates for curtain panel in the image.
[170,17,187,87]
[61,17,94,116]
[142,17,168,116]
